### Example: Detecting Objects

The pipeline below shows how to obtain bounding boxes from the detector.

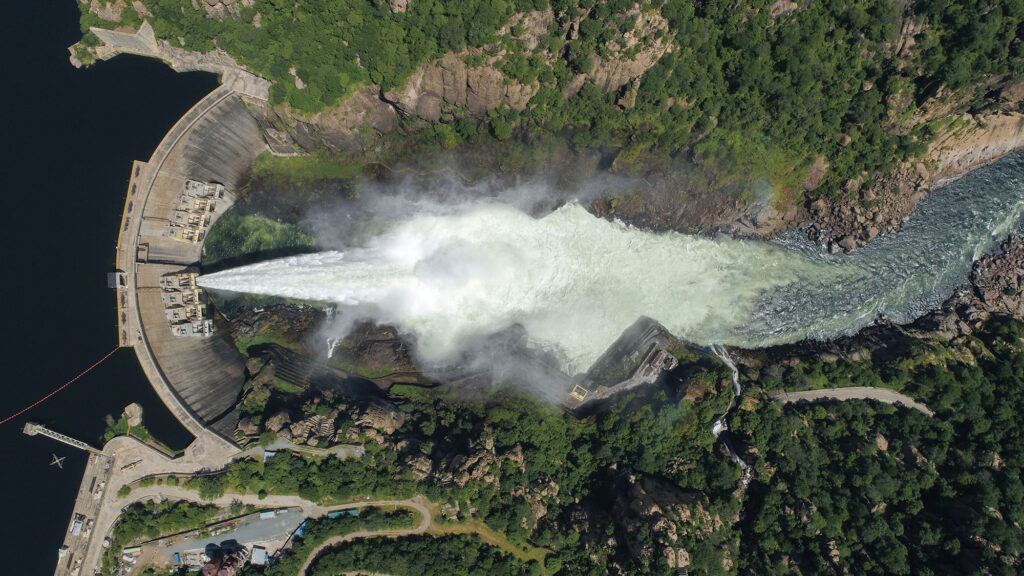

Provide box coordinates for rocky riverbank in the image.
[733,231,1024,374]
[803,109,1024,253]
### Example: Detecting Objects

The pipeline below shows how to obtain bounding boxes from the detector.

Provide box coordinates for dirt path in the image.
[427,520,549,565]
[119,484,550,574]
[771,387,934,416]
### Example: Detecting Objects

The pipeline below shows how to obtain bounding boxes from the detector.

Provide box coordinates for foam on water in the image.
[199,152,1024,375]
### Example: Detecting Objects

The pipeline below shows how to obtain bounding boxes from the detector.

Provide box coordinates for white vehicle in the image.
[69,516,84,536]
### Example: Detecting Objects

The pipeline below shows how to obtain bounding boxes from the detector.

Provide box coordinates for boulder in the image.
[265,410,290,433]
[237,417,259,436]
[356,400,406,435]
[123,403,143,427]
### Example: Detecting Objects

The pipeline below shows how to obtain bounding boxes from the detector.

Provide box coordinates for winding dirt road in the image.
[296,500,432,576]
[771,387,934,416]
[119,485,431,576]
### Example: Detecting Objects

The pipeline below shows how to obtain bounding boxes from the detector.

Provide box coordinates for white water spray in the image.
[201,203,825,374]
[199,152,1024,376]
[711,344,752,484]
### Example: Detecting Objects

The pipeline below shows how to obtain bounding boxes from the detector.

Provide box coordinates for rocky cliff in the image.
[74,0,1024,245]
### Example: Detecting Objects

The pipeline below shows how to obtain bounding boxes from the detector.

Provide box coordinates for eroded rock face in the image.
[357,400,406,435]
[386,0,410,12]
[201,0,253,20]
[282,86,400,151]
[381,5,671,122]
[265,410,290,433]
[383,9,554,121]
[230,305,321,353]
[569,7,673,95]
[806,112,1024,252]
[964,234,1024,319]
[89,0,125,23]
[611,470,721,573]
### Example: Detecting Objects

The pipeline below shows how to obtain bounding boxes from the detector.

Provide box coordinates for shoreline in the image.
[803,111,1024,252]
[59,39,1024,576]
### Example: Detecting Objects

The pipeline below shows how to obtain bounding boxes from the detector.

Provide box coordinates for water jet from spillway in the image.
[199,152,1024,375]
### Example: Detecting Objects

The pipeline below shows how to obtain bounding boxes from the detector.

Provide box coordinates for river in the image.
[2,3,214,573]
[7,2,1024,571]
[200,152,1024,375]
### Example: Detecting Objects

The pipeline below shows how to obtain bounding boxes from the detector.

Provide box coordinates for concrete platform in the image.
[137,264,245,436]
[115,86,268,445]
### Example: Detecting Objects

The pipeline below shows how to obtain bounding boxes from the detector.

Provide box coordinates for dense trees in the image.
[132,0,535,110]
[80,0,1023,196]
[307,534,540,576]
[175,356,737,572]
[107,319,1024,574]
[264,508,419,576]
[732,317,1024,574]
[103,501,219,572]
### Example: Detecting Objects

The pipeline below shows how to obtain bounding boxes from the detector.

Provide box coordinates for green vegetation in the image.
[753,354,890,392]
[177,355,738,573]
[327,358,396,379]
[103,413,150,443]
[185,319,1024,574]
[201,208,326,322]
[231,322,307,356]
[251,150,364,185]
[732,317,1024,574]
[104,0,536,110]
[102,411,183,455]
[272,378,305,394]
[264,507,420,576]
[104,318,1024,574]
[103,501,219,573]
[202,209,317,270]
[308,534,540,576]
[185,474,229,500]
[79,0,1023,195]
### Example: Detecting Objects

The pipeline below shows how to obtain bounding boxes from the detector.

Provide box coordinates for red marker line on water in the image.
[0,346,120,425]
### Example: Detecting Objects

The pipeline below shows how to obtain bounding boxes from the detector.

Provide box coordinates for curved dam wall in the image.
[119,85,268,444]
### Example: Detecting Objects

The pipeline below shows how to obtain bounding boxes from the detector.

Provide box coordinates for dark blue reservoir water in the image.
[1,3,216,573]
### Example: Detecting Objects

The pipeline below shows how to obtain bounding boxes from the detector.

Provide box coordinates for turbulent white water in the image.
[200,152,1024,375]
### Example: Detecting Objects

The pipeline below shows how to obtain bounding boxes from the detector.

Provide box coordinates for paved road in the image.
[238,437,363,461]
[297,499,433,576]
[161,509,304,558]
[771,387,935,416]
[121,486,431,576]
[63,433,237,576]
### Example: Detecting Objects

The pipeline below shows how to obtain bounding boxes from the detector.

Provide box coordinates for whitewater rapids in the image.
[199,152,1024,375]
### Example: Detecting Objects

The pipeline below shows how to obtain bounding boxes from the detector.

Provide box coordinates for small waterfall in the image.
[711,345,752,486]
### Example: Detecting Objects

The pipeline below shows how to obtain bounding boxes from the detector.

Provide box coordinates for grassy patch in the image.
[272,378,306,394]
[232,324,306,356]
[202,209,317,271]
[428,519,550,566]
[328,358,395,379]
[252,150,364,186]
